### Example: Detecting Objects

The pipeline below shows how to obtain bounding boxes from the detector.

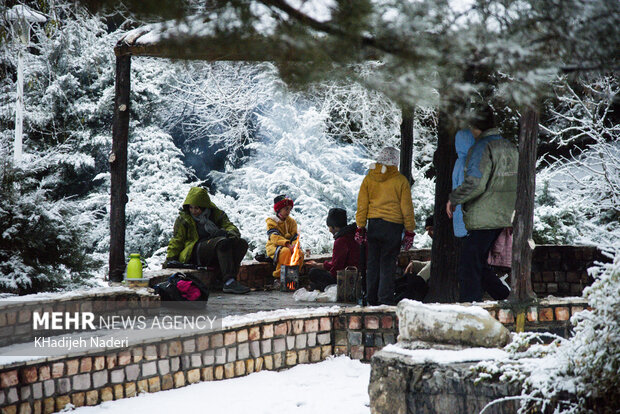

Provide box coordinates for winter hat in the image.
[326,208,347,229]
[273,195,294,213]
[376,146,400,173]
[471,104,495,132]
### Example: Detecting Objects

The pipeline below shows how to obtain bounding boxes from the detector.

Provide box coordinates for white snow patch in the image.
[221,306,343,328]
[69,356,370,414]
[382,344,508,364]
[401,300,492,318]
[0,286,150,303]
[288,0,336,23]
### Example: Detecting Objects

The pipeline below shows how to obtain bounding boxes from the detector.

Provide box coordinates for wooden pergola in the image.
[109,19,415,282]
[110,17,537,314]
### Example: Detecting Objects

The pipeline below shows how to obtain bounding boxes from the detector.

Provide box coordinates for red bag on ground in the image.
[176,279,202,301]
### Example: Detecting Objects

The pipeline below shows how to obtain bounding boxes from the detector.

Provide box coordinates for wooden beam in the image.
[425,112,459,303]
[109,55,131,282]
[509,108,538,305]
[399,105,414,184]
[114,35,382,61]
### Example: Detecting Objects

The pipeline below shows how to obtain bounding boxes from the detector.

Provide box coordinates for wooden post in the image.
[109,54,131,282]
[509,108,538,307]
[425,112,459,303]
[399,105,414,185]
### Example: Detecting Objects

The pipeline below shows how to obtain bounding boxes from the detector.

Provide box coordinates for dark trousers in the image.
[366,218,403,306]
[308,268,337,291]
[192,237,248,282]
[394,274,428,303]
[458,229,510,302]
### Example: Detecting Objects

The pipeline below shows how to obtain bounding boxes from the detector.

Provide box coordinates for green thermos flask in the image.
[126,253,143,279]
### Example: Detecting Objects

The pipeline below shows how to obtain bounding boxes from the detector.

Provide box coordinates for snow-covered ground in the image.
[70,356,371,414]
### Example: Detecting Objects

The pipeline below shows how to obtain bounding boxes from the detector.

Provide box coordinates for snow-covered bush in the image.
[538,76,620,248]
[163,61,281,169]
[475,248,620,413]
[532,180,580,245]
[0,147,98,293]
[125,126,195,258]
[208,99,371,257]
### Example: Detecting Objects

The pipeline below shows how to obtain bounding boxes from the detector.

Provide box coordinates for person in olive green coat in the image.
[165,187,250,294]
[446,106,516,302]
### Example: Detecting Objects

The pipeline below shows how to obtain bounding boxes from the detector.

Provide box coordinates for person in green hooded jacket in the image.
[446,106,516,302]
[165,187,250,294]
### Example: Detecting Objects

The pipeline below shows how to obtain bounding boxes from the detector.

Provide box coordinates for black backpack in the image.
[153,272,209,309]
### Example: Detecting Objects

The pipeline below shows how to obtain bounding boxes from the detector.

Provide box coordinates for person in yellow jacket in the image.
[266,195,305,279]
[355,147,416,305]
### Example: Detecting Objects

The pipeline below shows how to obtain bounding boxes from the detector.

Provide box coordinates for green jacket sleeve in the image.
[212,206,241,237]
[450,145,492,206]
[167,216,187,259]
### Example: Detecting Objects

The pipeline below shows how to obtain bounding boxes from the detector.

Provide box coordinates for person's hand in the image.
[355,227,367,245]
[446,200,456,219]
[305,260,321,269]
[285,242,293,251]
[404,261,414,275]
[401,230,415,251]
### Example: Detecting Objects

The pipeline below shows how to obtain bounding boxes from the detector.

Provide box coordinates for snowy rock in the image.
[369,350,521,414]
[396,300,510,348]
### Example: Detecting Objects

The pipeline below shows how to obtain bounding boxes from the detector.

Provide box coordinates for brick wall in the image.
[482,297,589,338]
[0,291,159,349]
[0,298,589,413]
[530,245,603,296]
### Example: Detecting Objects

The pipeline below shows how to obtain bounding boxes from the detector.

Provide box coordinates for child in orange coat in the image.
[265,195,305,278]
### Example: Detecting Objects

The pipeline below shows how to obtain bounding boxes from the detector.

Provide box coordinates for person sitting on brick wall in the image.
[265,195,305,280]
[395,216,432,302]
[164,187,250,294]
[305,208,360,291]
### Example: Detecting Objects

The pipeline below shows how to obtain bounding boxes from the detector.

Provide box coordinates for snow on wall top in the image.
[382,343,508,364]
[0,286,153,306]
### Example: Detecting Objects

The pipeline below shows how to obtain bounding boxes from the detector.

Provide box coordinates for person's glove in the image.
[401,231,415,251]
[355,227,367,245]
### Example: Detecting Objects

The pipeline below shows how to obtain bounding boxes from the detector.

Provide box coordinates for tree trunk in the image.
[426,112,459,303]
[509,108,538,305]
[109,55,131,282]
[400,105,414,185]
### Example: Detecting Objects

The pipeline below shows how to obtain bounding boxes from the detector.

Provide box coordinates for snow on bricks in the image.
[397,300,511,348]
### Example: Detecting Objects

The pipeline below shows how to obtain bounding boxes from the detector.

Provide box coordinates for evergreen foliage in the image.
[0,144,98,293]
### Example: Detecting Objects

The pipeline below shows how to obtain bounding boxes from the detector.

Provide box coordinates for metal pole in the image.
[14,48,24,165]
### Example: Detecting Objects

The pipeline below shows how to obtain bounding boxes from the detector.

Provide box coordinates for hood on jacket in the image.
[183,187,212,209]
[455,129,475,158]
[367,164,400,182]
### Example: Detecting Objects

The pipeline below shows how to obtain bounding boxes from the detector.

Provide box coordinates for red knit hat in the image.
[274,195,294,213]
